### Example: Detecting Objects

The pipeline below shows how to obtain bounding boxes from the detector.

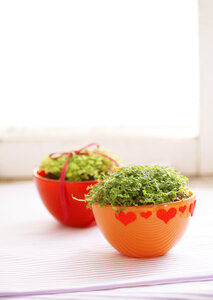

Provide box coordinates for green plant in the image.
[38,148,120,181]
[86,165,190,210]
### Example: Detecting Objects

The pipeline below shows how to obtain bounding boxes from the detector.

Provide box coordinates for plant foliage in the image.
[86,165,190,209]
[39,149,120,181]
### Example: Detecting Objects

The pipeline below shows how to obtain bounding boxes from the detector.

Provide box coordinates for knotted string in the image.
[49,143,120,222]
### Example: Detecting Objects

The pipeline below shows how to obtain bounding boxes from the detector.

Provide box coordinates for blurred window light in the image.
[0,0,199,132]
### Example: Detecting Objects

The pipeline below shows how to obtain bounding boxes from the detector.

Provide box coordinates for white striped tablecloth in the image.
[0,180,213,299]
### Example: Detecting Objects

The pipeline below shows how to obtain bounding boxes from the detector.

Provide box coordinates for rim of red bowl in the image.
[33,168,98,184]
[92,190,195,210]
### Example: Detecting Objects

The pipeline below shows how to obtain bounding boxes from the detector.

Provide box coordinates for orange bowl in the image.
[33,169,97,227]
[92,192,196,257]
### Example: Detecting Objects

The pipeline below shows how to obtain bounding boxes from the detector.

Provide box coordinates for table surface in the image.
[1,178,213,300]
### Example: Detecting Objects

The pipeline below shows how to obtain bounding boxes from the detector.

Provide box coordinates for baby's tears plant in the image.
[39,149,120,182]
[86,165,190,210]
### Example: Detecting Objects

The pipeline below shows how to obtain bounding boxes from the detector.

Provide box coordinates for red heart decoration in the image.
[179,205,187,214]
[140,211,152,219]
[37,170,46,177]
[157,208,177,224]
[189,200,196,216]
[115,211,137,226]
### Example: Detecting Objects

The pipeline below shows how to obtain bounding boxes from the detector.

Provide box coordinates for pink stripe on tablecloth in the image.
[1,274,213,298]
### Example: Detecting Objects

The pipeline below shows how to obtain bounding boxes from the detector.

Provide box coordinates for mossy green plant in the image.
[86,165,190,210]
[38,148,120,182]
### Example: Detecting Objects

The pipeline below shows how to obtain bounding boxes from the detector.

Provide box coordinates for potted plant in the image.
[33,143,120,227]
[85,165,196,257]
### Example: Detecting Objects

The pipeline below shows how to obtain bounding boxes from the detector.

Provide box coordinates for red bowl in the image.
[33,169,97,227]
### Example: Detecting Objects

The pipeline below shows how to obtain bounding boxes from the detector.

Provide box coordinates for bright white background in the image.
[0,0,198,129]
[1,0,213,178]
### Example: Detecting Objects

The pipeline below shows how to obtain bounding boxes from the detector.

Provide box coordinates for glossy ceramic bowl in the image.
[92,192,196,257]
[34,169,97,227]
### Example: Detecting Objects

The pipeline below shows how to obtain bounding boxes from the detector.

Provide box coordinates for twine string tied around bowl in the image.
[49,143,120,223]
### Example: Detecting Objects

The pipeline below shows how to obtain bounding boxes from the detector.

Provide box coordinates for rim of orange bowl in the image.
[33,168,98,184]
[92,191,195,210]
